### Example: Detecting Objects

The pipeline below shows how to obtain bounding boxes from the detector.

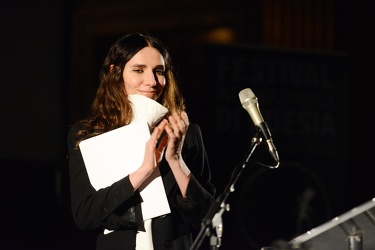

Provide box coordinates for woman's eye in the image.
[134,69,143,73]
[155,69,165,75]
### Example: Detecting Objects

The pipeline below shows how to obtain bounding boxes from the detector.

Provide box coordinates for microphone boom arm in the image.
[189,131,264,250]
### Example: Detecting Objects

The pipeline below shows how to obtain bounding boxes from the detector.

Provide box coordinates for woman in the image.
[67,33,215,250]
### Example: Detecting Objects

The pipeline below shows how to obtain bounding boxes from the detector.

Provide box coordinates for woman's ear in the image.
[109,64,114,73]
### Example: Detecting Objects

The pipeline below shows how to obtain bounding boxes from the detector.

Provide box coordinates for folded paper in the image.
[79,95,170,220]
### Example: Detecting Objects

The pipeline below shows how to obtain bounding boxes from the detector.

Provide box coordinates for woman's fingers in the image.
[161,112,190,162]
[166,111,189,138]
[181,111,190,127]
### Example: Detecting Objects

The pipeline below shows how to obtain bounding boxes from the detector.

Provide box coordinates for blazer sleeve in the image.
[67,124,142,231]
[173,123,216,229]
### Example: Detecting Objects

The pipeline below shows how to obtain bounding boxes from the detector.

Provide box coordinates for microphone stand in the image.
[190,131,263,250]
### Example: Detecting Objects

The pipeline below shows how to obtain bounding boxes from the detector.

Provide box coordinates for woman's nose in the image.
[146,70,157,86]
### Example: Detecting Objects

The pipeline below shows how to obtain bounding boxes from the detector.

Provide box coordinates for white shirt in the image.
[136,219,153,250]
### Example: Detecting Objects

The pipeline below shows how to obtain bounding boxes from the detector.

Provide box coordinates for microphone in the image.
[238,88,279,163]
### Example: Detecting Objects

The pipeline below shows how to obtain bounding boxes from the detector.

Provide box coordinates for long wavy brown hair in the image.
[74,33,185,147]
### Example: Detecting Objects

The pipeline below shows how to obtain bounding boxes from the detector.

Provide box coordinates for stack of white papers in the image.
[79,95,170,220]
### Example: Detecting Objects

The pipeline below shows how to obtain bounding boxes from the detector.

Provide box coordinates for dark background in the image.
[1,0,374,249]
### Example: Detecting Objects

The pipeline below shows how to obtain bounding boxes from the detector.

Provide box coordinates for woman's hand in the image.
[164,111,189,163]
[144,119,169,172]
[129,119,168,190]
[164,111,191,196]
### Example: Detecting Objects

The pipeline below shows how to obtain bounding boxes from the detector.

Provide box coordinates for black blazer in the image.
[67,123,215,250]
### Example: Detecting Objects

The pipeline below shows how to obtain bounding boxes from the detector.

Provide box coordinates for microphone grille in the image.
[238,88,256,105]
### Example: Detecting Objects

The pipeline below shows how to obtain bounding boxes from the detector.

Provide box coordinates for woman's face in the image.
[122,46,166,100]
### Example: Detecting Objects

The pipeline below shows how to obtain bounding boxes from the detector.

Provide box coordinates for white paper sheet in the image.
[128,94,169,128]
[79,121,171,220]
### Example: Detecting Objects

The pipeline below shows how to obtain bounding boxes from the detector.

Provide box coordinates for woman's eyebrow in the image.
[130,63,146,68]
